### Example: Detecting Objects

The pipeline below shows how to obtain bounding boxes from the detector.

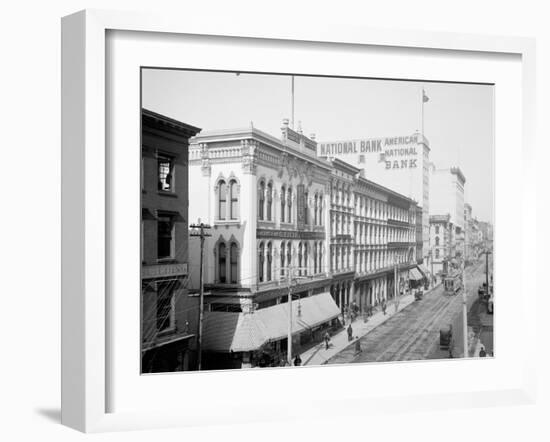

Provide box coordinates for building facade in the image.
[317,132,430,264]
[187,120,339,369]
[429,165,466,264]
[428,214,454,277]
[326,159,421,318]
[187,120,427,370]
[141,109,201,373]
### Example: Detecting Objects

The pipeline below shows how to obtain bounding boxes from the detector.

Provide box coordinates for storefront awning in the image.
[202,292,340,353]
[409,267,424,281]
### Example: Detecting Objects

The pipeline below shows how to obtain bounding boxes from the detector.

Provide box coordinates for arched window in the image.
[435,225,440,234]
[267,242,272,281]
[298,242,303,275]
[304,192,309,225]
[287,187,292,223]
[318,242,323,274]
[230,242,238,284]
[286,241,292,268]
[280,186,286,222]
[313,242,318,274]
[303,242,308,276]
[280,242,286,278]
[435,236,440,246]
[313,194,318,225]
[218,180,227,220]
[258,181,265,220]
[318,194,323,226]
[266,182,273,221]
[229,180,239,220]
[258,242,265,282]
[218,242,227,283]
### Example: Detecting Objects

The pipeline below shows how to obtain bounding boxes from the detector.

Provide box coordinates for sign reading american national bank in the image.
[318,134,420,170]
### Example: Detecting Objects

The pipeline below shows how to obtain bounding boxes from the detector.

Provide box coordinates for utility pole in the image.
[281,265,307,366]
[189,220,211,370]
[485,251,490,294]
[461,247,468,358]
[394,260,399,312]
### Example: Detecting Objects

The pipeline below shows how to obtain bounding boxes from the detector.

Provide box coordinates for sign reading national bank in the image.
[318,135,420,170]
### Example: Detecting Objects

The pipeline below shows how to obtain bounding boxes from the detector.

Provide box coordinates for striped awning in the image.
[202,292,340,353]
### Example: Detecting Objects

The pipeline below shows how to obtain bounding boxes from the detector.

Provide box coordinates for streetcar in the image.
[443,272,462,295]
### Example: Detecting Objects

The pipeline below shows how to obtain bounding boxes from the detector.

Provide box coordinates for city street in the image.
[327,258,490,364]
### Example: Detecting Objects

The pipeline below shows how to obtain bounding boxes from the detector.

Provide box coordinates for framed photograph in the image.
[61,9,536,432]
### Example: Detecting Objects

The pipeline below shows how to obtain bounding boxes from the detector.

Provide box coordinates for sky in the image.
[142,69,494,223]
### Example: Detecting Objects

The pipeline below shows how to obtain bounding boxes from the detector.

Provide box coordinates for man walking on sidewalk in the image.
[324,331,331,350]
[382,299,387,315]
[347,324,353,342]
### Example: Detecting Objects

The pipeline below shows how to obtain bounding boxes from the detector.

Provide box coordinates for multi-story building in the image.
[478,221,494,251]
[352,172,419,310]
[141,109,201,373]
[317,132,431,264]
[187,120,340,370]
[327,159,420,316]
[430,165,466,261]
[186,119,427,370]
[428,214,454,277]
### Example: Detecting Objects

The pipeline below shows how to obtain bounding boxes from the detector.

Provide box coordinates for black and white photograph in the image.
[140,69,494,373]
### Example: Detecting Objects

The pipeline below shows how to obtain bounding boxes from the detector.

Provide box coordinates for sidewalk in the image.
[301,285,441,366]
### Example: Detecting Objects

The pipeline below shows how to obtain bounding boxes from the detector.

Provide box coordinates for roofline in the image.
[356,174,418,206]
[190,126,333,171]
[329,157,361,175]
[142,108,202,135]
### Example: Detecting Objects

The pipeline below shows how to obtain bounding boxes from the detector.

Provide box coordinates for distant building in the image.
[478,221,494,251]
[429,214,454,276]
[141,109,201,373]
[430,165,466,260]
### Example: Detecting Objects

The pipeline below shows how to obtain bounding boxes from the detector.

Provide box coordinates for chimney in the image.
[310,133,316,140]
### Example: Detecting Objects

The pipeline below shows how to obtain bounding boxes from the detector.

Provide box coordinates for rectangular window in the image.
[158,154,174,192]
[157,215,175,259]
[156,281,175,332]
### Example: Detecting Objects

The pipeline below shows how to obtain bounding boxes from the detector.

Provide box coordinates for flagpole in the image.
[291,76,295,130]
[421,88,424,138]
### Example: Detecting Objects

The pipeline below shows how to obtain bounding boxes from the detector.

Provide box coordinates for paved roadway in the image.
[327,259,488,365]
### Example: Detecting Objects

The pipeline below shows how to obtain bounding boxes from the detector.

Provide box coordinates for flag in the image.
[423,89,429,103]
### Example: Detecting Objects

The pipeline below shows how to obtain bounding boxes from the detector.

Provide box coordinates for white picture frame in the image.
[61,9,537,433]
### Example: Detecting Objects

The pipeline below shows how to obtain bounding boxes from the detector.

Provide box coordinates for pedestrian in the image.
[293,354,302,366]
[382,299,387,315]
[324,331,331,350]
[347,324,353,342]
[355,338,362,355]
[479,346,487,357]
